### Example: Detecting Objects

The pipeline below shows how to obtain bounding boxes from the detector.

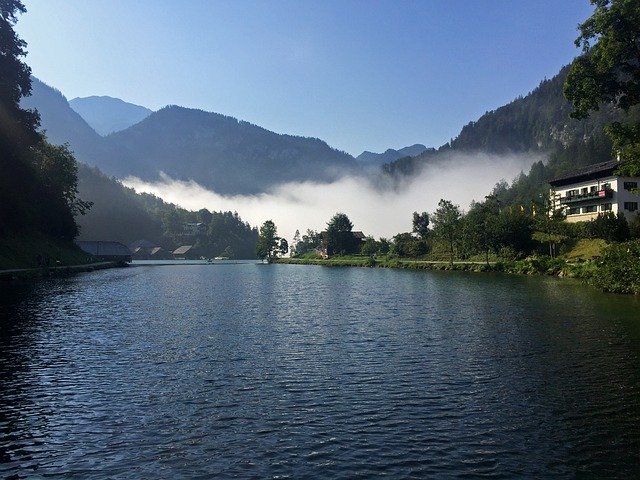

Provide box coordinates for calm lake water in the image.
[1,263,640,478]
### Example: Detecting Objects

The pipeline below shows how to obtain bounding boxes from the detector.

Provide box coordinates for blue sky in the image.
[17,0,593,156]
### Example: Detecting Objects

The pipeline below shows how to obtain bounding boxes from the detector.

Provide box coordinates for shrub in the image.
[589,240,640,294]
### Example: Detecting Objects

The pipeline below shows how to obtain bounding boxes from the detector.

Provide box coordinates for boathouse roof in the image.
[173,245,193,255]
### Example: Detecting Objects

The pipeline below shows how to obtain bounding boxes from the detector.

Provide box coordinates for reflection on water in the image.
[1,265,640,478]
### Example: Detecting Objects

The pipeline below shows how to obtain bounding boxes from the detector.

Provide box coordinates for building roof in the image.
[129,239,159,250]
[352,231,366,240]
[549,160,621,187]
[173,245,193,255]
[76,241,132,257]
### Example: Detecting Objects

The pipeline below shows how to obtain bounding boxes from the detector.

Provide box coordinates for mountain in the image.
[69,96,153,135]
[89,105,357,194]
[21,78,103,159]
[24,79,358,195]
[357,144,429,166]
[384,65,625,178]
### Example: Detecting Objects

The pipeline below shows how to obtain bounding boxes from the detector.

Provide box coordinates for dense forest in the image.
[76,164,259,258]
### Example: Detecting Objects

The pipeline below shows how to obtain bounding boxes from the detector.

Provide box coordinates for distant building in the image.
[129,240,172,260]
[549,160,640,223]
[172,245,195,260]
[182,222,206,236]
[76,241,132,263]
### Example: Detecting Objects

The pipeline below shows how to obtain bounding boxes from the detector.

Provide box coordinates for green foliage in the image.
[378,237,391,254]
[629,213,640,238]
[256,220,286,262]
[461,197,501,263]
[0,1,86,243]
[360,236,379,256]
[431,199,462,264]
[588,212,630,242]
[589,240,640,294]
[326,212,359,256]
[412,211,430,238]
[0,233,95,270]
[291,229,322,256]
[391,233,430,257]
[564,0,640,168]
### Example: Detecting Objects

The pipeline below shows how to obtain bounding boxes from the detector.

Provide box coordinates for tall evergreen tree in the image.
[0,1,86,240]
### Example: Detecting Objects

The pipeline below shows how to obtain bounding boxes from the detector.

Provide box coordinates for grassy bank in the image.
[277,255,497,272]
[0,234,97,270]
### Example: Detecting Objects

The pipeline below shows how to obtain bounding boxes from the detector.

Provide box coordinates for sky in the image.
[16,0,593,157]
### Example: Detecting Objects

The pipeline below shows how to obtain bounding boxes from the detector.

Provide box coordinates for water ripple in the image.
[1,265,640,478]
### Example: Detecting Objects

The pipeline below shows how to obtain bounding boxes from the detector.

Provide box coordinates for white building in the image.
[549,159,640,223]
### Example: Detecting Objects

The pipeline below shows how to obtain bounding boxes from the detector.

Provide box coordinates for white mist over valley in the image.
[124,152,541,242]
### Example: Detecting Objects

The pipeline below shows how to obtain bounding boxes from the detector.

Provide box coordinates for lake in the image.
[1,263,640,478]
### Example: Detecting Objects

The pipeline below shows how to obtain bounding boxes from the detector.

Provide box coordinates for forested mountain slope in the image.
[386,66,620,175]
[20,78,103,162]
[76,164,259,258]
[384,65,639,206]
[24,80,357,195]
[91,105,357,194]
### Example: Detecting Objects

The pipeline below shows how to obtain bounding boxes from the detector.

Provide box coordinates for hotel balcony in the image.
[559,188,613,205]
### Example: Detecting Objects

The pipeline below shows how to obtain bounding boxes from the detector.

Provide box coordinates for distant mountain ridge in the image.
[356,144,429,166]
[21,78,103,157]
[23,79,357,195]
[69,95,153,136]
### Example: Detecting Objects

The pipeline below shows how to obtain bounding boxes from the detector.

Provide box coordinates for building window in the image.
[590,186,597,193]
[624,202,638,212]
[568,207,580,215]
[601,203,612,211]
[581,187,588,195]
[567,189,579,197]
[603,182,611,190]
[584,205,597,213]
[624,181,638,190]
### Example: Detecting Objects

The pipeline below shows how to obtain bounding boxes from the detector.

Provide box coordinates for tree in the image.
[0,0,40,152]
[564,0,640,172]
[256,220,284,262]
[588,212,630,242]
[391,232,429,257]
[431,199,462,265]
[292,229,322,256]
[279,238,289,257]
[360,236,379,256]
[0,1,88,241]
[325,212,358,256]
[290,229,301,255]
[412,211,430,238]
[463,196,501,265]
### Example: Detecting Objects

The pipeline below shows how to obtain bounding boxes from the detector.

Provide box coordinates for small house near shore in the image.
[549,159,640,223]
[76,241,132,263]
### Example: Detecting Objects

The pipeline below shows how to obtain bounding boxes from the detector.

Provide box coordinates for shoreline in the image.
[274,256,593,279]
[0,261,123,284]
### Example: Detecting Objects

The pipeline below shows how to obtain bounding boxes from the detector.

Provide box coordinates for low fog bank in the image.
[123,152,542,242]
